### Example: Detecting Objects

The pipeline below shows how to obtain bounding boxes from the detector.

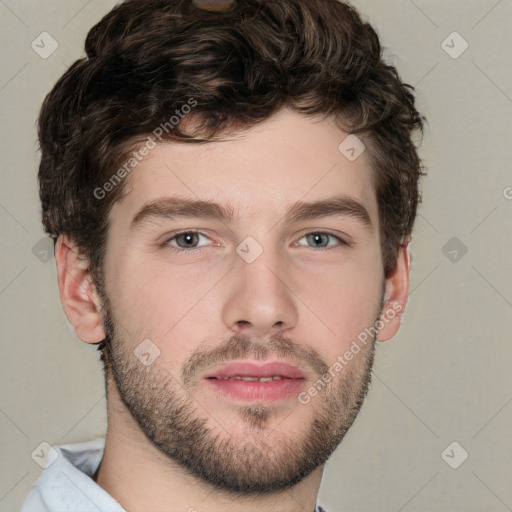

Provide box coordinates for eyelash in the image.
[162,230,350,253]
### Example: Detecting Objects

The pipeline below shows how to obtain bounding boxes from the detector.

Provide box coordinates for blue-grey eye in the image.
[171,232,207,249]
[306,233,331,248]
[296,232,345,249]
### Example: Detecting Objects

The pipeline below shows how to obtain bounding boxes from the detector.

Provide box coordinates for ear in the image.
[55,234,106,344]
[376,240,411,342]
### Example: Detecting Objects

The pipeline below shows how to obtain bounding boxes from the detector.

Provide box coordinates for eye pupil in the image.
[178,232,198,248]
[307,233,329,248]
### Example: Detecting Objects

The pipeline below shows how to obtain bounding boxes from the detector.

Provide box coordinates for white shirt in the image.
[21,438,124,512]
[21,438,327,512]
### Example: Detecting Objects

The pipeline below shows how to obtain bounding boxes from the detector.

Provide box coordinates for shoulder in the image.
[20,438,124,512]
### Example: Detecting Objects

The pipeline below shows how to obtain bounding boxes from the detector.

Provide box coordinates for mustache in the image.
[181,333,329,386]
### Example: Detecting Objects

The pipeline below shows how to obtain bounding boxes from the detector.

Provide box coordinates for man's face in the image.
[99,109,386,493]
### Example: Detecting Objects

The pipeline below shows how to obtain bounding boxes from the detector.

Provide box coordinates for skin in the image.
[56,108,410,512]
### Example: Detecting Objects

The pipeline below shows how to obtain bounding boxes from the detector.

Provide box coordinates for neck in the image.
[96,379,323,512]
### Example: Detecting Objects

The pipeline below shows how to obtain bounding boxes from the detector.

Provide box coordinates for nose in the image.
[221,245,299,339]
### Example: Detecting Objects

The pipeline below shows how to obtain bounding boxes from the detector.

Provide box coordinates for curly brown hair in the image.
[38,0,426,292]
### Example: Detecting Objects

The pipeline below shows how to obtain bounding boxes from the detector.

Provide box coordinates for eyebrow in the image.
[129,194,373,232]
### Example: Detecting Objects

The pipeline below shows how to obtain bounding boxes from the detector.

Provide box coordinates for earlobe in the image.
[376,240,411,342]
[55,235,106,344]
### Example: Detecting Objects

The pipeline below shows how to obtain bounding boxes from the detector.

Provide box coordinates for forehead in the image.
[109,109,378,228]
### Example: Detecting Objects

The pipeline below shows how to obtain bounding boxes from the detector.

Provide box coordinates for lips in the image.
[204,361,306,380]
[204,361,306,402]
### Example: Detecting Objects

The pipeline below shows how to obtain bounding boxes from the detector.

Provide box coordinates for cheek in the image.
[107,252,221,345]
[102,250,168,339]
[295,255,383,358]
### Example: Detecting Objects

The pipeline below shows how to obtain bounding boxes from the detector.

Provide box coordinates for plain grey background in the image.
[1,1,511,511]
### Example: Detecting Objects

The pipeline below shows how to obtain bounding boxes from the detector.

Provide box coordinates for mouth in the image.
[203,361,306,402]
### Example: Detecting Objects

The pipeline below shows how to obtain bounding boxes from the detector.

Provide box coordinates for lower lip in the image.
[205,378,305,402]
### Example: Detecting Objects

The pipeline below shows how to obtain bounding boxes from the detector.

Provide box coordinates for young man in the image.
[23,0,425,510]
